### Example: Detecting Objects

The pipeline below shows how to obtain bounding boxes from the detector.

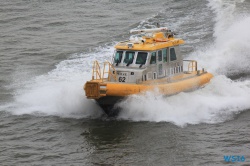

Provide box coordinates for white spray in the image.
[2,0,250,126]
[1,46,115,118]
[117,0,250,125]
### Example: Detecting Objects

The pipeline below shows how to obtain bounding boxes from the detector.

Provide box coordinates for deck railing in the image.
[92,61,117,82]
[183,60,197,72]
[102,61,117,82]
[92,61,102,80]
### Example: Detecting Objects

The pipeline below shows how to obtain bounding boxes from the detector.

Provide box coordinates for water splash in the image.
[190,0,250,76]
[1,46,115,118]
[117,0,250,125]
[2,0,250,126]
[117,76,250,126]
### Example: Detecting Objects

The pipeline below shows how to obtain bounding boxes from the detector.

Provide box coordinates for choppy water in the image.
[1,0,250,165]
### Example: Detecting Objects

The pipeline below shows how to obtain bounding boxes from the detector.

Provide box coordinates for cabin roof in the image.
[115,32,184,51]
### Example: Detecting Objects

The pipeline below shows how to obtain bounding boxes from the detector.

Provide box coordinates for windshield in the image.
[123,51,135,64]
[114,51,123,63]
[136,52,147,64]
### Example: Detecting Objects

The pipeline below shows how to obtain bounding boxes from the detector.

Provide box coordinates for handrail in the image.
[102,61,117,82]
[183,60,197,72]
[92,61,102,80]
[91,61,117,82]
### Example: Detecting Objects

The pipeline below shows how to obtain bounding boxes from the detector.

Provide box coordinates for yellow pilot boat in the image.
[84,27,213,115]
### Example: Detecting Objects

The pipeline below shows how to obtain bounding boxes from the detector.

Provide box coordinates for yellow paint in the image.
[115,32,184,51]
[84,31,213,100]
[84,72,213,99]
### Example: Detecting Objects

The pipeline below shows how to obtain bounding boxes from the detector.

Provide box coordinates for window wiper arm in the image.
[126,59,133,66]
[139,61,146,68]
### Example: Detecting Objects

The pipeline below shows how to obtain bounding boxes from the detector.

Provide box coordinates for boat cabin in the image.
[111,27,185,83]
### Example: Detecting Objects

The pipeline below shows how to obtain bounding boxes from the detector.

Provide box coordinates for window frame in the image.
[123,51,135,64]
[163,48,168,63]
[135,52,148,65]
[150,52,157,64]
[114,50,123,64]
[158,50,162,62]
[170,47,177,61]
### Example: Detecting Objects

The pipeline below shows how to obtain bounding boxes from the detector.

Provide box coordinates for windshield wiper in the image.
[126,59,133,66]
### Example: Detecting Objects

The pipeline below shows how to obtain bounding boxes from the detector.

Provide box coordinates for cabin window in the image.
[136,52,148,64]
[158,64,163,75]
[153,72,157,79]
[123,51,135,64]
[114,51,123,63]
[170,48,177,61]
[158,50,162,61]
[163,49,167,62]
[142,75,147,81]
[150,52,156,64]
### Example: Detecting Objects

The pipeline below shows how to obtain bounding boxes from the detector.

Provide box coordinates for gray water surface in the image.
[1,0,250,165]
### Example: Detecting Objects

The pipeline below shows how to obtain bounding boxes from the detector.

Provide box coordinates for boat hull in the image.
[95,96,124,116]
[85,72,213,116]
[104,72,213,97]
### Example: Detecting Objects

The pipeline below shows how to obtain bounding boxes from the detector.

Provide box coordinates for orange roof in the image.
[115,32,184,51]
